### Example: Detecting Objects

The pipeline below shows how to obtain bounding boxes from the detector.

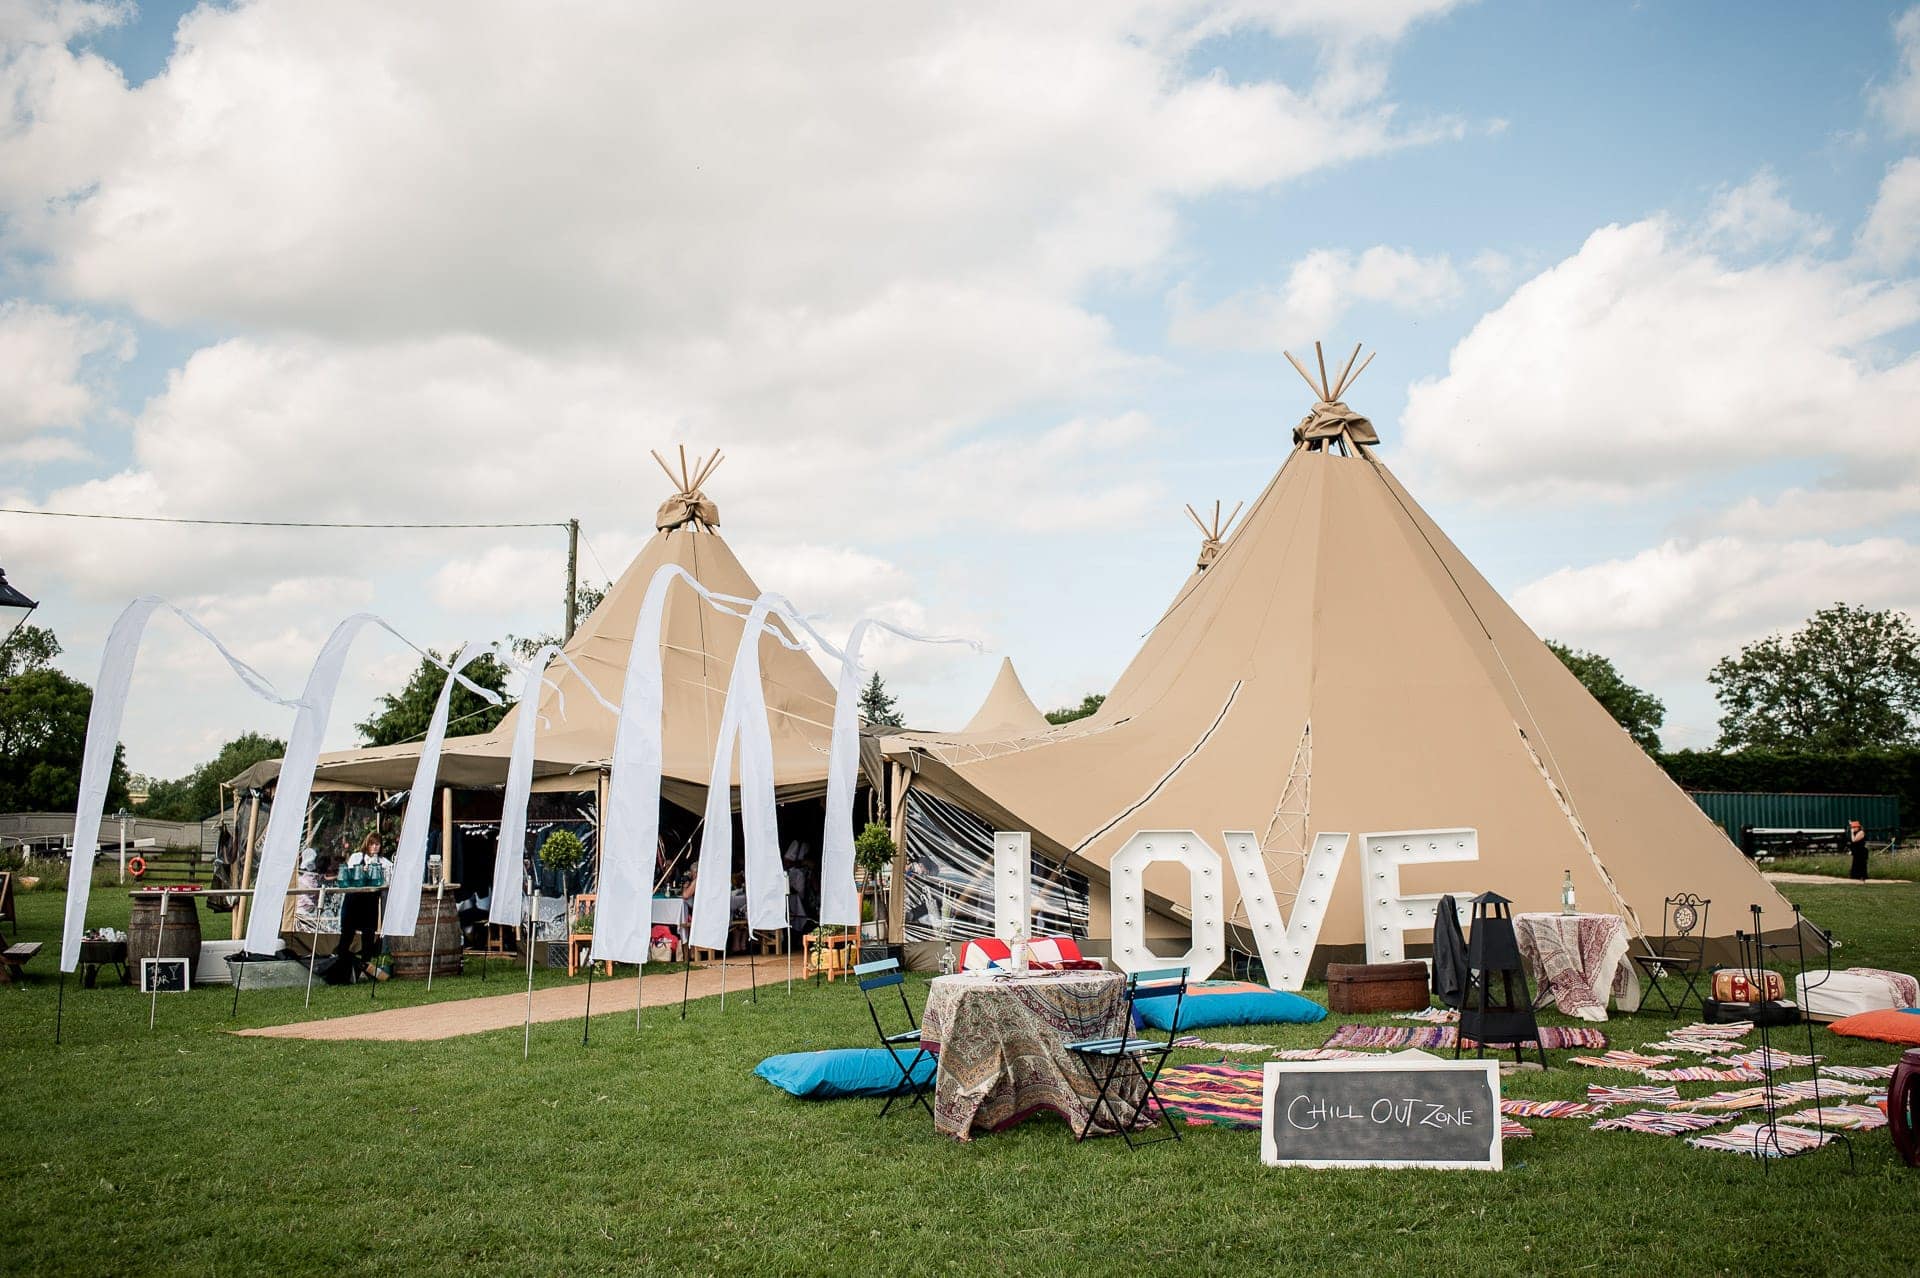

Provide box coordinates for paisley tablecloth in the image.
[1514,912,1641,1021]
[919,969,1138,1141]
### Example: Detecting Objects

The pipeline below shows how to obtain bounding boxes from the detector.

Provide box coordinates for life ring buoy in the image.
[128,855,147,878]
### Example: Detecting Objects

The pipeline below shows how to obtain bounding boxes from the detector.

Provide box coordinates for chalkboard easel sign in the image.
[1261,1054,1502,1171]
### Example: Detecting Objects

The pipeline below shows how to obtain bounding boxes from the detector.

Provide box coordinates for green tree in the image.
[0,620,60,682]
[358,650,514,747]
[1046,693,1106,725]
[0,666,130,812]
[859,671,903,727]
[139,731,287,822]
[1709,603,1920,751]
[1546,640,1666,751]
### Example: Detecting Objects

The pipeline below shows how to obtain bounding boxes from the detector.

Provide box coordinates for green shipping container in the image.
[1685,791,1899,850]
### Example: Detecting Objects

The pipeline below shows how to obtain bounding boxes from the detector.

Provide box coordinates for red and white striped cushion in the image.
[958,937,1090,971]
[957,938,1012,971]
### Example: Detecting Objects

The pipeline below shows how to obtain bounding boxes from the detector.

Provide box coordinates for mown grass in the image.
[0,881,1915,1276]
[1767,847,1920,882]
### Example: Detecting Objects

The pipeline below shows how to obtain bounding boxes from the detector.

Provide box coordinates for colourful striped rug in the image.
[1592,1109,1726,1135]
[1151,1062,1265,1128]
[1569,1050,1674,1070]
[1689,1122,1835,1158]
[1640,1065,1767,1083]
[1323,1025,1606,1051]
[1502,1119,1533,1140]
[1819,1064,1897,1082]
[1778,1103,1888,1132]
[1587,1083,1680,1106]
[1501,1098,1607,1119]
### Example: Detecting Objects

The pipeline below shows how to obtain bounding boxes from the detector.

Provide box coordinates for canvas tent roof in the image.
[959,658,1051,736]
[235,457,841,810]
[885,346,1799,953]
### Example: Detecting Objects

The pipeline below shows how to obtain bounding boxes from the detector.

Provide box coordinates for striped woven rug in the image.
[1324,1024,1607,1051]
[1151,1062,1266,1128]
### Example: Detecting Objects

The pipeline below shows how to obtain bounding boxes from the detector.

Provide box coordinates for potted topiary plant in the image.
[538,829,586,898]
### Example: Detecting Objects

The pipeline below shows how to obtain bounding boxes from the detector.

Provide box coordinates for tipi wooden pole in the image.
[1314,341,1329,399]
[234,792,260,940]
[1283,350,1322,399]
[1331,342,1362,399]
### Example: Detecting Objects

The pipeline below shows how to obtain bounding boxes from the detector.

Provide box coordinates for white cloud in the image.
[1169,245,1462,351]
[1875,6,1920,136]
[0,0,128,47]
[1401,216,1920,501]
[1859,155,1920,267]
[1513,535,1920,683]
[1712,481,1920,538]
[0,1,1459,343]
[0,299,132,455]
[1703,169,1831,251]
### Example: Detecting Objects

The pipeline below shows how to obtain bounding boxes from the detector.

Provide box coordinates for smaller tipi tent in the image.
[960,659,1051,736]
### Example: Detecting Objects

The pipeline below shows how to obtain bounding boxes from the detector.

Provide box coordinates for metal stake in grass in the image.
[148,889,169,1031]
[55,970,66,1045]
[581,944,597,1046]
[522,883,538,1061]
[303,883,324,1010]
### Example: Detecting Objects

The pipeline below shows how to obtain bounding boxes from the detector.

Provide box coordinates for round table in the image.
[919,969,1141,1141]
[1513,911,1642,1021]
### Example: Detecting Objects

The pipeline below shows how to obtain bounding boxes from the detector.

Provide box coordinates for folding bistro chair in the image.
[1630,893,1710,1016]
[854,958,933,1117]
[1065,967,1188,1148]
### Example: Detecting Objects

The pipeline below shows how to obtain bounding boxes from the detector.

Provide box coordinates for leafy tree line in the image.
[0,623,130,813]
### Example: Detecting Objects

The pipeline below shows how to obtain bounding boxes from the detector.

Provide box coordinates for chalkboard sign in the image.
[1261,1053,1502,1170]
[140,957,192,994]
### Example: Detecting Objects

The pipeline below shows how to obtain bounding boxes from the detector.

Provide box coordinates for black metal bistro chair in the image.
[1630,894,1710,1016]
[1065,967,1188,1149]
[854,958,933,1117]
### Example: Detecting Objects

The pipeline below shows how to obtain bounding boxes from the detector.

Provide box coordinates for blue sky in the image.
[4,1,1919,776]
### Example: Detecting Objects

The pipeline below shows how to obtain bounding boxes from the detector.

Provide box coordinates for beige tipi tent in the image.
[881,346,1801,964]
[237,452,840,808]
[959,658,1051,736]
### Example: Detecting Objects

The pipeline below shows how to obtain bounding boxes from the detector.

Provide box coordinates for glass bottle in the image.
[1561,870,1577,916]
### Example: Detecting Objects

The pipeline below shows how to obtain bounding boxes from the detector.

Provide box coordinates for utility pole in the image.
[564,518,580,642]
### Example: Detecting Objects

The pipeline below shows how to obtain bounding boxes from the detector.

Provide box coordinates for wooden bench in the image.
[0,941,43,984]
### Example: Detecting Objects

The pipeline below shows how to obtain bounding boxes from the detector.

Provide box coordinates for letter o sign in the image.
[1109,830,1225,980]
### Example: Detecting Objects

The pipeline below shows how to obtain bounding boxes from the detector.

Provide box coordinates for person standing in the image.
[1848,819,1871,881]
[333,831,393,982]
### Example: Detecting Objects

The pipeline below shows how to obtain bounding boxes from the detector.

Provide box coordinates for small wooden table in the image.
[77,938,129,988]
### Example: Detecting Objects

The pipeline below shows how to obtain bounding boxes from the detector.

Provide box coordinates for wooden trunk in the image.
[1325,960,1430,1013]
[388,893,463,979]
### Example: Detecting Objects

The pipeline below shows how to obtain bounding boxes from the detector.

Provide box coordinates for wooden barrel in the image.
[388,891,463,979]
[128,892,203,973]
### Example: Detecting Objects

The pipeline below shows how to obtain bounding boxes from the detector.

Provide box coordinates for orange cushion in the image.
[1827,1007,1920,1045]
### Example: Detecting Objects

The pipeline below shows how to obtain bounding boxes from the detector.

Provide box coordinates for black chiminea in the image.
[1456,891,1547,1068]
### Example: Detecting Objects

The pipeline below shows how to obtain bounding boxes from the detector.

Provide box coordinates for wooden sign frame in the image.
[1261,1055,1502,1171]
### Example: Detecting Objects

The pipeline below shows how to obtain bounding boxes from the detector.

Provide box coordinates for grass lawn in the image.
[1767,848,1920,882]
[1,881,1915,1276]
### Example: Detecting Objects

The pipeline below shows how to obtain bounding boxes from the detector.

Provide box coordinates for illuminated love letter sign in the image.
[1110,831,1226,980]
[993,831,1032,939]
[1224,831,1349,992]
[1359,829,1479,964]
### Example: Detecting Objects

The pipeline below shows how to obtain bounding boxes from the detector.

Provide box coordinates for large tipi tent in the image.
[959,659,1051,737]
[881,346,1801,964]
[234,452,840,809]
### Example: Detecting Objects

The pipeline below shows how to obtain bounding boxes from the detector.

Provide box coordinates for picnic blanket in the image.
[1688,1122,1835,1158]
[1593,1109,1726,1135]
[1587,1083,1681,1106]
[1324,1025,1606,1051]
[1151,1062,1264,1128]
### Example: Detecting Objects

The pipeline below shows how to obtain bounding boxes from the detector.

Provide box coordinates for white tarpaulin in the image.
[62,597,298,973]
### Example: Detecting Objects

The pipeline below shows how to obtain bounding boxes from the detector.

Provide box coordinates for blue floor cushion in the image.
[1135,980,1327,1031]
[754,1048,934,1099]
